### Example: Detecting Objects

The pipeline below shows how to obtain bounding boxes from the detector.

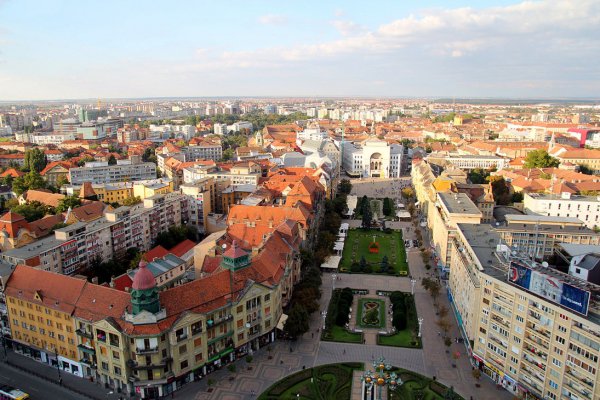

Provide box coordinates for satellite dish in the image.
[245,323,251,329]
[542,262,549,268]
[222,244,227,250]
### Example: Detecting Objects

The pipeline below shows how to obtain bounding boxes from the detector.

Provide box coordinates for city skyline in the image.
[1,0,599,100]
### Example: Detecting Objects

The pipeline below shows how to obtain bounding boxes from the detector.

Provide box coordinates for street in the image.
[0,361,84,400]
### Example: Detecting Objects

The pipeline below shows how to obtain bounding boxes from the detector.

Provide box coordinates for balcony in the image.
[80,357,97,368]
[490,314,510,329]
[564,379,593,400]
[207,314,233,328]
[75,328,93,339]
[524,333,549,351]
[207,346,234,363]
[565,366,594,389]
[176,334,188,343]
[130,360,168,371]
[522,355,546,372]
[77,344,96,354]
[518,374,543,396]
[135,346,159,354]
[207,330,234,346]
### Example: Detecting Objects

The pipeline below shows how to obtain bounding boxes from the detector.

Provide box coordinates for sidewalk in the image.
[3,349,127,400]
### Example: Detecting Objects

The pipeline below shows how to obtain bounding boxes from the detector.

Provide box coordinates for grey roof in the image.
[1,236,62,261]
[558,243,600,257]
[527,193,600,203]
[505,214,584,225]
[457,223,503,279]
[438,192,481,215]
[577,254,600,271]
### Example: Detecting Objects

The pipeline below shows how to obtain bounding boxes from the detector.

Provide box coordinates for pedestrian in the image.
[312,333,314,339]
[343,349,346,355]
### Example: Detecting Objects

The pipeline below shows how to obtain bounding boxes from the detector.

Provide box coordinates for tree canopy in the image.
[56,195,82,213]
[23,148,47,173]
[524,149,560,168]
[10,201,53,222]
[283,304,310,339]
[12,171,47,196]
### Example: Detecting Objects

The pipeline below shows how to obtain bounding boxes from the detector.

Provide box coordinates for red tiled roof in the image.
[144,245,169,261]
[170,239,196,257]
[28,214,65,238]
[0,168,24,178]
[4,265,86,315]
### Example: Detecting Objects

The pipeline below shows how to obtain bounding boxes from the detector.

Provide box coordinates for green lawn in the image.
[328,325,363,343]
[259,364,463,400]
[340,229,408,275]
[357,298,385,329]
[259,363,363,400]
[378,329,422,348]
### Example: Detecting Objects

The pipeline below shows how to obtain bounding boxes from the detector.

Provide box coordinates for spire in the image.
[130,259,160,315]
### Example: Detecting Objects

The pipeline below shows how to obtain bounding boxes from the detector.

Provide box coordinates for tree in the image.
[56,195,82,213]
[56,175,69,188]
[361,204,372,229]
[339,179,352,195]
[490,176,511,206]
[578,165,594,175]
[107,154,117,165]
[467,168,489,184]
[122,196,142,206]
[283,304,310,339]
[23,148,47,173]
[401,187,415,200]
[382,197,392,216]
[524,149,559,168]
[221,148,234,161]
[511,192,524,203]
[359,256,367,272]
[380,255,389,273]
[437,317,452,337]
[10,201,52,222]
[12,171,47,196]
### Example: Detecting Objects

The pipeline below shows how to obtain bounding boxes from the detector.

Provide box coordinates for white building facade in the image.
[341,138,403,178]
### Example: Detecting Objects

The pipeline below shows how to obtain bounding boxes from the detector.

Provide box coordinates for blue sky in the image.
[0,0,599,100]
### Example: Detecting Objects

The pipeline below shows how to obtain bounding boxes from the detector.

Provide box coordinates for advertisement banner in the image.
[508,262,590,316]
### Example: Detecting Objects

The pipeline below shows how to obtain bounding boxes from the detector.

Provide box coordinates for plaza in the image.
[170,201,513,400]
[339,229,408,275]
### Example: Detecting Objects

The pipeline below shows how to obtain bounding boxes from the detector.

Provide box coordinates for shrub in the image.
[246,355,253,363]
[350,262,360,273]
[393,309,407,331]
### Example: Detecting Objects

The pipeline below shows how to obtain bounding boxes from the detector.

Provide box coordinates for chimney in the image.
[91,277,98,285]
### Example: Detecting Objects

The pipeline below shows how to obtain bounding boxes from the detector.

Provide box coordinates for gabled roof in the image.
[69,201,108,222]
[24,190,65,208]
[0,168,24,178]
[4,265,86,314]
[28,214,65,238]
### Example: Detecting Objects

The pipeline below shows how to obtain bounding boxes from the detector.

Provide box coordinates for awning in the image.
[334,241,345,251]
[320,255,341,270]
[276,313,289,331]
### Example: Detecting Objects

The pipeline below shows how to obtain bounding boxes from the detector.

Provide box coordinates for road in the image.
[0,361,83,400]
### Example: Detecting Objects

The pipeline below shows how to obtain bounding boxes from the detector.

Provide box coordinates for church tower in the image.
[221,241,250,271]
[130,260,160,315]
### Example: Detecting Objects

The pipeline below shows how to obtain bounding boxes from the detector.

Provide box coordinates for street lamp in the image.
[332,273,337,291]
[322,310,327,330]
[410,279,416,295]
[54,349,63,385]
[418,318,424,338]
[361,357,401,400]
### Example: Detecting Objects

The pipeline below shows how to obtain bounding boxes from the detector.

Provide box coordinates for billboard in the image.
[508,261,590,316]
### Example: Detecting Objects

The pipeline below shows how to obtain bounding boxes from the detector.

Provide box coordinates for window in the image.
[195,353,203,362]
[516,315,524,323]
[549,380,558,389]
[264,294,270,302]
[555,335,565,345]
[102,362,109,371]
[236,305,243,313]
[114,366,122,376]
[191,321,202,335]
[180,360,188,370]
[194,337,202,348]
[179,345,187,355]
[551,358,562,367]
[112,350,120,360]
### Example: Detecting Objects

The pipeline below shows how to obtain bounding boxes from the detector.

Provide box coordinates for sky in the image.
[0,0,599,100]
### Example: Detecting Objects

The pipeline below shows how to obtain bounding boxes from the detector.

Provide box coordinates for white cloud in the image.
[257,14,288,25]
